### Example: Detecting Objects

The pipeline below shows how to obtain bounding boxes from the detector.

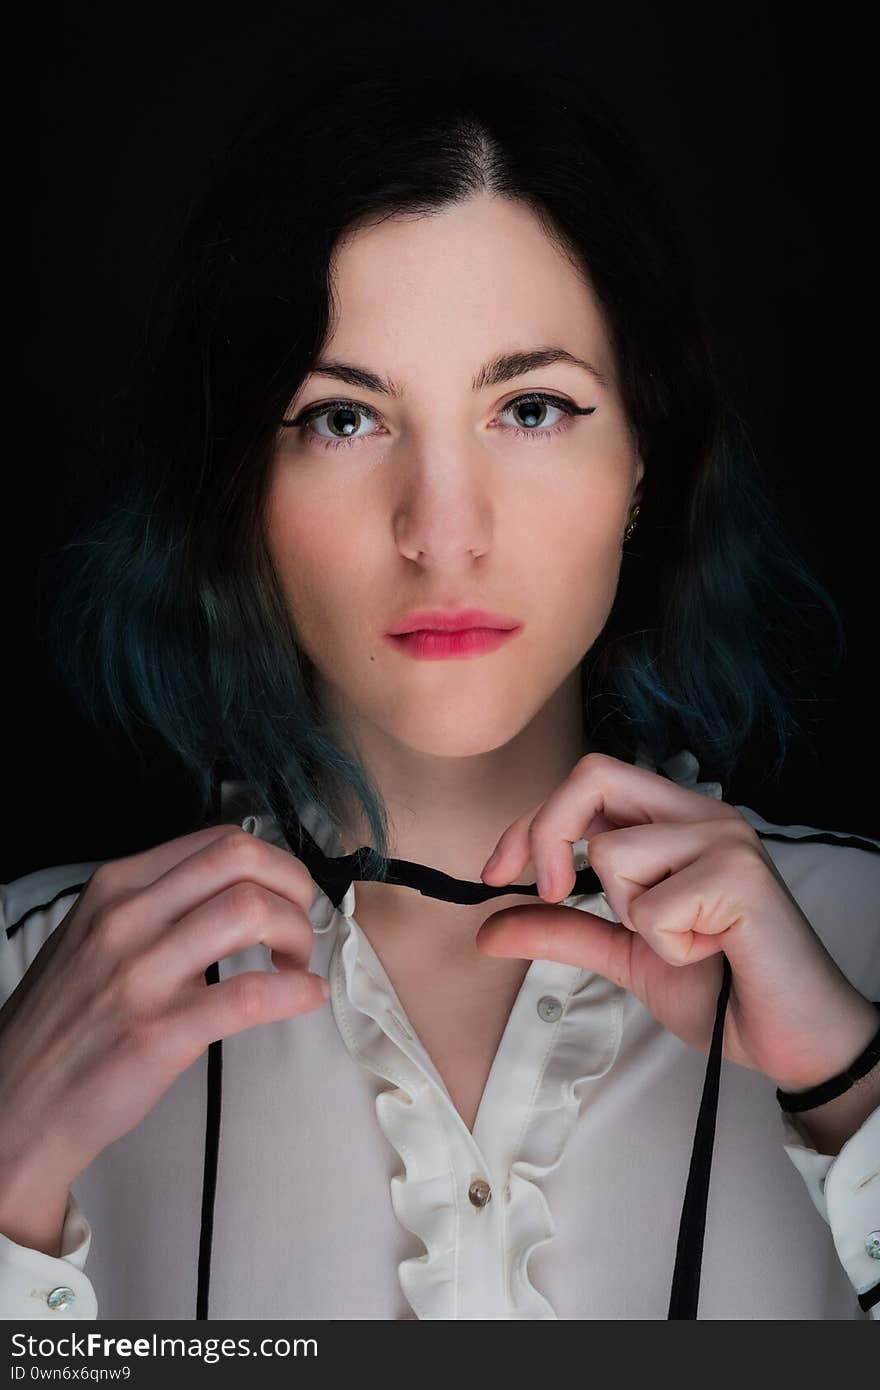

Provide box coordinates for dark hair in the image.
[42,55,845,880]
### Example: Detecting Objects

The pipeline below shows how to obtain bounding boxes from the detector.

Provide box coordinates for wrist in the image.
[0,1166,73,1258]
[771,994,880,1095]
[790,1055,880,1157]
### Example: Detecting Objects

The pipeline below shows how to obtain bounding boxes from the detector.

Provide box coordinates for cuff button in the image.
[47,1286,76,1311]
[865,1231,880,1260]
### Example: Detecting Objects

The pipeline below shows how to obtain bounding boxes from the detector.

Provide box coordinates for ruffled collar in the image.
[218,746,726,1320]
[327,897,627,1317]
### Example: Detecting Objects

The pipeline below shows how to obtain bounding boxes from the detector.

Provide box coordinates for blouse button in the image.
[866,1231,880,1260]
[468,1178,492,1208]
[537,995,563,1023]
[46,1286,76,1311]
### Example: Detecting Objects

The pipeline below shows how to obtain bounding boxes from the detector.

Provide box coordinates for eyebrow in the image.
[307,347,610,398]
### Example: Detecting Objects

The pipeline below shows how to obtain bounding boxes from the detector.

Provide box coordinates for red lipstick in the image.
[383,608,523,661]
[386,607,521,635]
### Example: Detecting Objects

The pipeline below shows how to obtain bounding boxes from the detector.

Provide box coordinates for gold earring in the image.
[624,502,641,541]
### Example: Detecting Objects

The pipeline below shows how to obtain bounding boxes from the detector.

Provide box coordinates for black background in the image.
[6,1,876,882]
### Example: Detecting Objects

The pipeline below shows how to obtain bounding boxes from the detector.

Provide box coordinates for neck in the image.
[316,667,590,895]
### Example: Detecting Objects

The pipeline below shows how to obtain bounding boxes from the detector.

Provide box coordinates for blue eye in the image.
[281,392,595,451]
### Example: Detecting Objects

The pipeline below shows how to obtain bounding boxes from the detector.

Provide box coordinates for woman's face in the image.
[266,193,643,759]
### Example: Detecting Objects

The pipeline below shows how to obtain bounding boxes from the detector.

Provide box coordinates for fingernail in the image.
[483,849,501,875]
[320,977,332,999]
[536,869,552,899]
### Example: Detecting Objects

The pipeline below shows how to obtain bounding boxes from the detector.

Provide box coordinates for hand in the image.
[475,752,878,1090]
[0,824,330,1202]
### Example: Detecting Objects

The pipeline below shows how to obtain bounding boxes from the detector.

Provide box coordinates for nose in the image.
[391,436,494,566]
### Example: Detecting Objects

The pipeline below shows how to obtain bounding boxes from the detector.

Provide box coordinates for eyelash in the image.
[281,392,596,452]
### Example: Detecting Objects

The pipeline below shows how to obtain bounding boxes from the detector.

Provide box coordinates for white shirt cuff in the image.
[782,1102,880,1318]
[0,1191,98,1320]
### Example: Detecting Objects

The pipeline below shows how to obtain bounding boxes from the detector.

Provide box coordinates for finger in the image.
[582,819,749,931]
[88,822,255,901]
[114,882,317,1006]
[94,829,317,954]
[480,799,546,885]
[476,903,635,991]
[482,752,740,900]
[165,966,332,1059]
[51,823,255,966]
[624,849,747,966]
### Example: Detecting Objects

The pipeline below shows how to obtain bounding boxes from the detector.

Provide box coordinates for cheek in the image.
[513,467,626,581]
[265,482,350,643]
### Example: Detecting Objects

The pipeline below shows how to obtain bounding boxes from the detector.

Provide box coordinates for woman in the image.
[1,57,878,1321]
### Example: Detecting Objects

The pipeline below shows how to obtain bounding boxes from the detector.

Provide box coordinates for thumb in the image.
[475,903,633,992]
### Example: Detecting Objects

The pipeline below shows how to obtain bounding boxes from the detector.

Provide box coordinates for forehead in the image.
[325,194,613,375]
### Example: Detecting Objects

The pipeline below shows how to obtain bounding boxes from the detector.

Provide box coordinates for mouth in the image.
[383,626,522,661]
[386,607,521,636]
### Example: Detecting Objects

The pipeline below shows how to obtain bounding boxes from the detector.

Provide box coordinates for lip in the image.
[386,608,521,635]
[384,627,522,660]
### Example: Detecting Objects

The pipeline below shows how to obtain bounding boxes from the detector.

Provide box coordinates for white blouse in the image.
[1,749,879,1321]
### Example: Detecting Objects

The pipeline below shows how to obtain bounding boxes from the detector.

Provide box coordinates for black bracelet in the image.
[776,1002,880,1114]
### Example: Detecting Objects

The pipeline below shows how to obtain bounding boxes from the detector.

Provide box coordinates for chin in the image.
[380,706,533,759]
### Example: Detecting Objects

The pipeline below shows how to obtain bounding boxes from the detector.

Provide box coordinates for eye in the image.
[280,392,596,452]
[282,400,383,450]
[495,392,595,441]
